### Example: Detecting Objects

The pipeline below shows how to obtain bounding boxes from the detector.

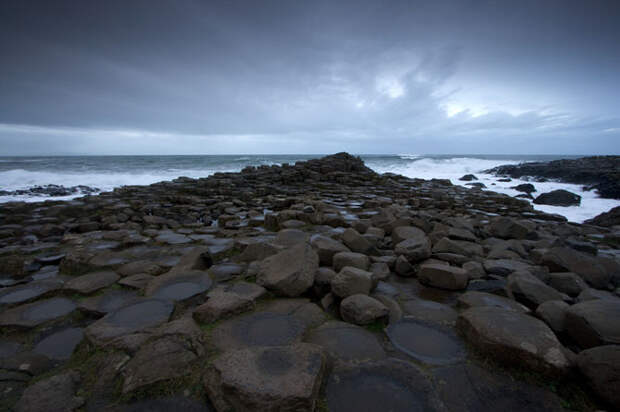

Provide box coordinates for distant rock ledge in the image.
[484,156,620,199]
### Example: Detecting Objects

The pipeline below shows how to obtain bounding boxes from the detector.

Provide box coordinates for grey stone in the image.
[418,263,468,290]
[15,371,83,412]
[331,266,373,298]
[64,271,119,294]
[305,320,386,361]
[333,251,370,271]
[565,299,620,348]
[340,294,388,325]
[257,243,318,297]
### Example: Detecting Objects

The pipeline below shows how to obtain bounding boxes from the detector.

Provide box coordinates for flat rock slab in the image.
[121,336,198,394]
[0,279,63,306]
[457,291,529,313]
[145,270,212,302]
[0,297,76,328]
[33,328,84,360]
[14,371,83,412]
[401,299,458,324]
[85,298,174,345]
[210,299,325,351]
[78,290,139,316]
[64,271,119,294]
[434,363,566,412]
[386,317,465,365]
[458,307,570,375]
[305,320,386,362]
[204,343,326,412]
[326,358,445,412]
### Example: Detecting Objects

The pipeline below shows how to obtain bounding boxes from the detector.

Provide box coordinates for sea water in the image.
[0,154,618,223]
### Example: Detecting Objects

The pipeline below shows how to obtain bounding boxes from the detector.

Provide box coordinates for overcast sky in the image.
[1,0,619,155]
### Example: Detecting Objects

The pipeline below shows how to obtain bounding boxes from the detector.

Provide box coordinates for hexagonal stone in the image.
[326,358,445,412]
[0,297,76,328]
[386,318,465,365]
[434,363,566,412]
[331,266,373,298]
[310,234,350,266]
[193,282,266,324]
[205,343,326,412]
[145,270,212,302]
[210,299,325,351]
[14,371,83,412]
[340,294,388,325]
[85,298,174,345]
[78,290,140,316]
[305,321,386,362]
[458,307,570,375]
[418,263,468,290]
[155,231,192,245]
[64,271,119,294]
[257,243,318,297]
[0,279,63,306]
[117,273,154,290]
[576,345,620,407]
[33,328,84,360]
[565,299,620,348]
[121,336,198,394]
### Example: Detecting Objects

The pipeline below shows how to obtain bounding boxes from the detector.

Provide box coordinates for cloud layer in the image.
[1,0,619,154]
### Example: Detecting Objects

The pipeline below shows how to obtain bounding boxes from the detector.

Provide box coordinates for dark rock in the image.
[458,291,529,313]
[257,243,318,297]
[584,205,620,227]
[33,328,83,361]
[458,306,571,375]
[331,266,373,298]
[305,320,386,361]
[386,317,465,365]
[506,271,565,308]
[418,263,468,290]
[340,294,388,325]
[533,190,581,207]
[535,301,569,334]
[326,358,445,412]
[565,299,620,348]
[459,174,478,181]
[485,156,620,199]
[0,297,76,328]
[309,234,349,266]
[204,343,326,412]
[332,251,369,271]
[576,345,620,408]
[64,270,119,294]
[15,371,83,412]
[512,183,537,193]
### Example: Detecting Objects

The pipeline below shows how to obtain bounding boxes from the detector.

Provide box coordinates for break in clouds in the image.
[0,0,619,155]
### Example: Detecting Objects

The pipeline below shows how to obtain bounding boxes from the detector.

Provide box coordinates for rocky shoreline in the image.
[484,156,620,199]
[0,152,619,411]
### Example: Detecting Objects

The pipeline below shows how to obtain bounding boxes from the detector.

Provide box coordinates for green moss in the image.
[363,319,386,333]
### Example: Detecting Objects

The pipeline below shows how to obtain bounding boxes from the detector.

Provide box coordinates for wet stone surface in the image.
[0,297,77,328]
[326,358,445,412]
[78,290,139,316]
[85,298,174,344]
[385,317,466,365]
[305,320,386,362]
[0,280,63,306]
[146,271,212,302]
[33,327,84,360]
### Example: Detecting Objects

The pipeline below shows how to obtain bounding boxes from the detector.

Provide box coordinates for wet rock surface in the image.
[0,152,617,410]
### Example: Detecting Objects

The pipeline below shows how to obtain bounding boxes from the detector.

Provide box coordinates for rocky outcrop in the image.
[533,190,581,207]
[0,152,618,411]
[485,156,620,199]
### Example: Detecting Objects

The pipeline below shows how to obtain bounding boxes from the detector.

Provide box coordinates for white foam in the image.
[366,157,620,223]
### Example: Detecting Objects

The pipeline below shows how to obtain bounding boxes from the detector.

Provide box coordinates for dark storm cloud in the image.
[0,0,619,154]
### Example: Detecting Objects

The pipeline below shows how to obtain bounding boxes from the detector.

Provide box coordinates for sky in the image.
[0,0,619,155]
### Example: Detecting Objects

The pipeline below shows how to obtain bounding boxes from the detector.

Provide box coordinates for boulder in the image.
[433,237,483,257]
[257,243,318,297]
[392,226,428,246]
[533,190,581,206]
[489,217,532,240]
[565,299,620,348]
[458,307,571,375]
[576,345,620,408]
[459,174,477,181]
[584,205,620,227]
[418,263,468,290]
[541,247,610,289]
[506,271,565,308]
[204,343,326,412]
[309,235,349,266]
[332,251,369,271]
[458,291,529,313]
[342,228,373,254]
[394,237,431,263]
[535,301,569,334]
[340,294,388,325]
[394,255,415,277]
[330,267,373,298]
[512,183,536,194]
[547,272,587,297]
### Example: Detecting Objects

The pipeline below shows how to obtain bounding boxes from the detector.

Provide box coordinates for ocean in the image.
[0,154,618,223]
